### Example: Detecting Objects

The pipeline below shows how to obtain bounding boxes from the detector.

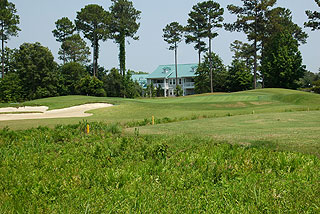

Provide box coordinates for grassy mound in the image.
[0,124,319,213]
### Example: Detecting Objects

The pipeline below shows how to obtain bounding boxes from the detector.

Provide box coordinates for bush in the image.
[0,73,24,102]
[78,75,106,97]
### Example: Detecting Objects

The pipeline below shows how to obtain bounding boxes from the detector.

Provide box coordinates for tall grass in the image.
[0,124,319,213]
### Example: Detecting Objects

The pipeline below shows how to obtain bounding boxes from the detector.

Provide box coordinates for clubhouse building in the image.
[133,63,198,97]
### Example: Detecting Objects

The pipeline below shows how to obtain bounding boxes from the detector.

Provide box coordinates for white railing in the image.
[154,83,169,89]
[184,82,194,87]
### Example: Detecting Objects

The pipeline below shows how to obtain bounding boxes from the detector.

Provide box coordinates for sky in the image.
[8,0,320,74]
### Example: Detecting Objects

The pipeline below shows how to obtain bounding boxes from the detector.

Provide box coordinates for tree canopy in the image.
[305,0,320,31]
[261,31,306,89]
[75,4,110,77]
[163,22,184,88]
[0,0,20,78]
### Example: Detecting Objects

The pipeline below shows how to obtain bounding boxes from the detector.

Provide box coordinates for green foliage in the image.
[163,22,184,51]
[0,73,23,102]
[174,85,183,97]
[0,47,16,74]
[298,71,320,88]
[122,71,142,98]
[227,59,253,92]
[0,126,319,213]
[13,42,59,100]
[79,75,106,97]
[109,0,141,76]
[145,83,156,98]
[75,4,110,76]
[185,4,207,64]
[305,0,320,31]
[52,17,75,43]
[265,7,308,45]
[193,1,224,40]
[0,0,20,78]
[195,52,227,93]
[230,40,254,69]
[262,31,306,89]
[59,34,91,64]
[102,68,124,97]
[156,85,164,97]
[60,62,86,95]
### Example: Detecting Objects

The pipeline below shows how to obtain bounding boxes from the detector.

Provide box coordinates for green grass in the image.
[131,111,320,157]
[0,124,319,213]
[1,88,320,130]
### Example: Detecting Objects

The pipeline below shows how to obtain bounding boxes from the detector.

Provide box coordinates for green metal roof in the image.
[131,74,148,88]
[148,63,198,79]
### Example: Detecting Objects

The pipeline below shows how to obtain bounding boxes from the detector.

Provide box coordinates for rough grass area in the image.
[0,124,319,213]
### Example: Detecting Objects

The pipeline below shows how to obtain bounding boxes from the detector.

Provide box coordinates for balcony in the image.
[184,82,194,88]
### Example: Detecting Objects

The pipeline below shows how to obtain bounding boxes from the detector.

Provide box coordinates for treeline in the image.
[163,0,320,93]
[1,0,320,102]
[0,0,142,102]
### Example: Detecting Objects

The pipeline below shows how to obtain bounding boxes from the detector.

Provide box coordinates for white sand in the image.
[0,106,48,113]
[0,103,113,121]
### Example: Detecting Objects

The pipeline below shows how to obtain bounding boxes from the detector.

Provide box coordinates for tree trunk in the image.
[119,32,126,76]
[253,2,258,89]
[209,37,213,93]
[198,39,201,66]
[93,32,97,77]
[261,40,265,88]
[1,23,4,79]
[175,43,178,90]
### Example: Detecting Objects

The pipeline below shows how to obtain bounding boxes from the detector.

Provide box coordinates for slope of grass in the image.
[1,89,320,130]
[131,110,320,157]
[0,124,319,213]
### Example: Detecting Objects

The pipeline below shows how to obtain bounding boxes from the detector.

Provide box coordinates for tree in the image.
[226,0,277,89]
[52,17,75,64]
[193,1,224,93]
[60,62,86,95]
[261,31,305,89]
[0,46,15,75]
[227,59,253,92]
[0,72,23,102]
[79,75,106,97]
[163,22,184,90]
[109,0,141,76]
[230,40,254,69]
[59,34,91,64]
[0,0,20,78]
[75,4,110,77]
[103,68,123,97]
[305,0,320,31]
[185,4,207,65]
[13,43,59,100]
[195,52,227,94]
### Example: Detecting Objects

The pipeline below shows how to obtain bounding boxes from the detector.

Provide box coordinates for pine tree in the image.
[163,22,184,89]
[109,0,141,76]
[0,0,20,78]
[75,4,110,77]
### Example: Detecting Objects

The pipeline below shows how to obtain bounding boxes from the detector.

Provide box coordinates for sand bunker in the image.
[0,103,113,121]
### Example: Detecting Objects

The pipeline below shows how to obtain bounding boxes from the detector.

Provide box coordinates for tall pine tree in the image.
[109,0,141,76]
[0,0,20,78]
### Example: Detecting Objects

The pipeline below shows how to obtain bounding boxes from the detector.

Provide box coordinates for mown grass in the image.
[0,123,319,213]
[1,88,320,130]
[132,110,320,157]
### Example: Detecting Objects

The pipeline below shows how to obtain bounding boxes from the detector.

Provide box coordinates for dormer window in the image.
[191,66,197,72]
[162,67,171,73]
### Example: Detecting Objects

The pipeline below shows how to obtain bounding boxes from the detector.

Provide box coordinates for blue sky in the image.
[8,0,320,73]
